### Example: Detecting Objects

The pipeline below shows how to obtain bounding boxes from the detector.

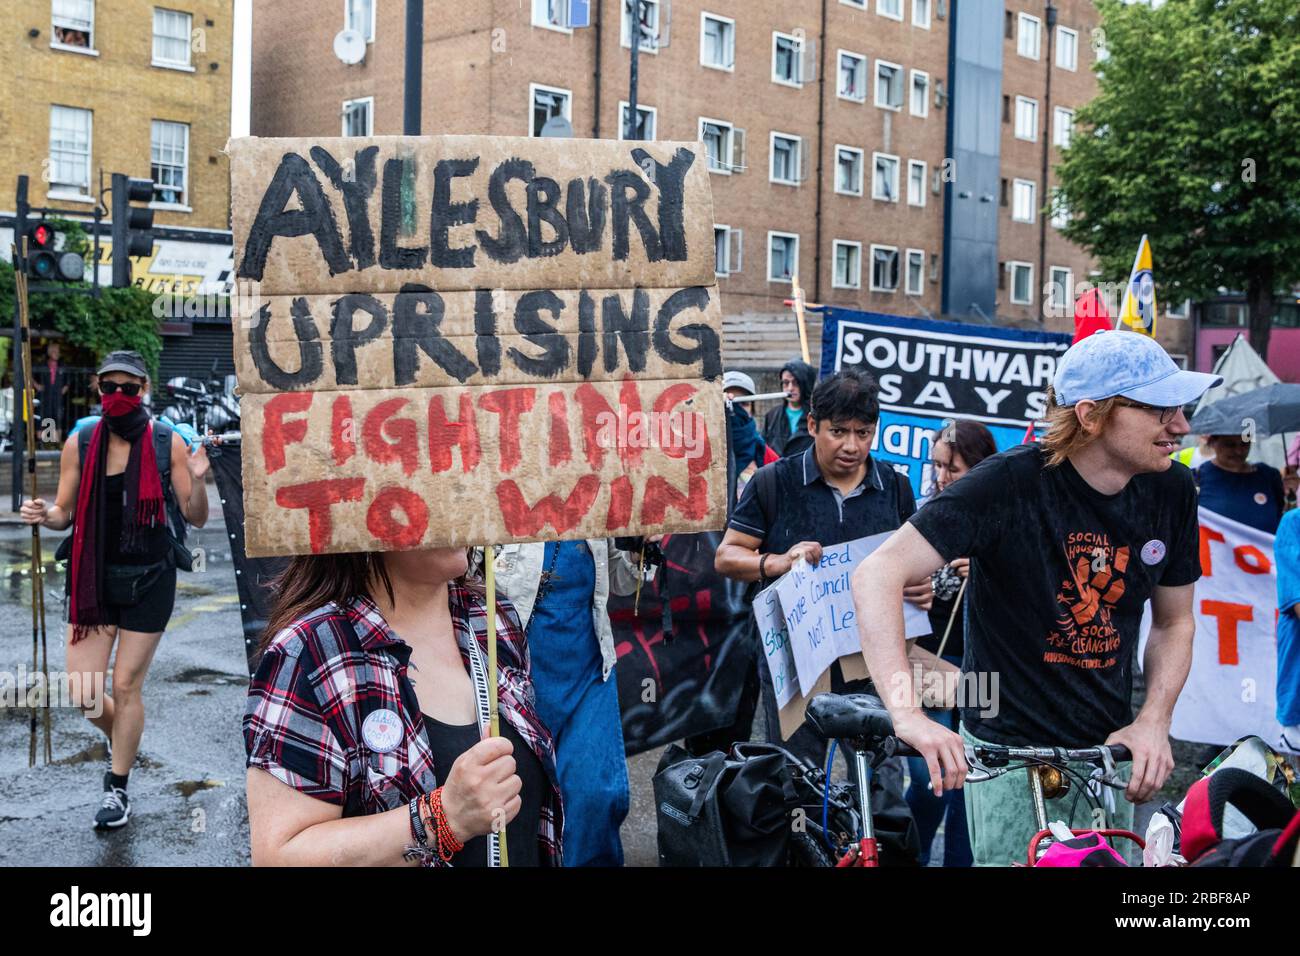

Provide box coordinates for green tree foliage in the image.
[1056,0,1300,359]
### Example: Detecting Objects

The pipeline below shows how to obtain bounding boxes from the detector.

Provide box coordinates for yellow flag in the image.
[1116,234,1157,337]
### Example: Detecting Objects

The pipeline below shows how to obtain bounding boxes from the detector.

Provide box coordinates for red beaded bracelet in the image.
[423,788,463,862]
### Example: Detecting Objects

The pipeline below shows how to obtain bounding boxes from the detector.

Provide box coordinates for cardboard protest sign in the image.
[229,136,726,557]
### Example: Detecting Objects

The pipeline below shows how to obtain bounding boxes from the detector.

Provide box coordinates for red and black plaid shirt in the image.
[243,582,562,866]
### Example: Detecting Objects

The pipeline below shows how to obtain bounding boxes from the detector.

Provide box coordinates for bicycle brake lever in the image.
[962,744,998,783]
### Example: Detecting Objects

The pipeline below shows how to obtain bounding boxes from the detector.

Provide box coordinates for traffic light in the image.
[25,221,86,282]
[110,173,155,288]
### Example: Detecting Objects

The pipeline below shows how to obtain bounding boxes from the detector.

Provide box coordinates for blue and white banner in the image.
[819,309,1071,497]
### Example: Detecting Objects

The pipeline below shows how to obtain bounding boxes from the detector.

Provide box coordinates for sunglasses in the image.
[1112,398,1180,425]
[99,381,142,397]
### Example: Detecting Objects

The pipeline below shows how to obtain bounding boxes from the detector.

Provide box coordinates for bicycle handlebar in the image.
[875,739,1131,770]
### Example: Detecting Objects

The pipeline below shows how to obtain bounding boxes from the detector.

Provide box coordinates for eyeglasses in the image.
[99,381,142,397]
[1112,398,1180,425]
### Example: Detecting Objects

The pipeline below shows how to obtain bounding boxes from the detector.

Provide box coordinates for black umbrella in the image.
[1189,383,1300,437]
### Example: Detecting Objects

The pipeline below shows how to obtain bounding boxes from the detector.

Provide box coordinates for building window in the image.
[700,117,740,173]
[342,97,373,136]
[877,0,903,22]
[907,159,926,206]
[1050,188,1070,228]
[1053,107,1074,148]
[833,241,862,289]
[532,0,572,32]
[621,0,660,52]
[912,0,930,29]
[841,0,866,7]
[150,120,189,206]
[618,101,656,140]
[715,225,732,275]
[875,61,904,109]
[835,145,864,196]
[52,0,94,50]
[910,70,929,117]
[838,50,867,101]
[48,105,92,196]
[905,248,925,295]
[870,245,899,292]
[346,0,375,40]
[1056,26,1078,71]
[1017,12,1041,60]
[872,152,900,202]
[768,231,799,282]
[530,83,571,136]
[701,13,735,70]
[1008,261,1033,304]
[772,32,803,86]
[153,7,192,67]
[1012,178,1036,222]
[1049,266,1073,315]
[1014,96,1038,141]
[770,132,802,185]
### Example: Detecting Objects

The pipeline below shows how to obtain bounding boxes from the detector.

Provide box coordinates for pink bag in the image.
[1034,831,1128,867]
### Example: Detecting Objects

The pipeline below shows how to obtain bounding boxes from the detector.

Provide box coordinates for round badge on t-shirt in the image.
[362,708,403,753]
[1140,539,1167,565]
[1254,492,1269,506]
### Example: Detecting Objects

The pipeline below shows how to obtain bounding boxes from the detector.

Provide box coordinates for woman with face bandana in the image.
[20,351,210,829]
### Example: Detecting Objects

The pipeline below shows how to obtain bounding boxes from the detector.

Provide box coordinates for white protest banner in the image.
[1139,508,1284,749]
[753,583,797,711]
[772,532,932,698]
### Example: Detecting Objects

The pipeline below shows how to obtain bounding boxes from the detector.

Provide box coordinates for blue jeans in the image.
[905,689,973,867]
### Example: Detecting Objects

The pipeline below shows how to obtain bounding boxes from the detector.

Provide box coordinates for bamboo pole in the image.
[482,545,508,867]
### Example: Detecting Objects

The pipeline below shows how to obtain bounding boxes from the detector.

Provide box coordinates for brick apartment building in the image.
[2,0,238,383]
[250,0,1193,368]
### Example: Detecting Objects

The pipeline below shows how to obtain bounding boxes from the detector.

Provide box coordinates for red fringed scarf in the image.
[69,402,165,641]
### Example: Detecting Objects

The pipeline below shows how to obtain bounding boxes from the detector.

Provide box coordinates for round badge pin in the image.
[1140,539,1167,565]
[1254,492,1269,506]
[362,708,403,753]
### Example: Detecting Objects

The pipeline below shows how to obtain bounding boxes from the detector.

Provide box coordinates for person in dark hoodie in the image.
[763,360,816,458]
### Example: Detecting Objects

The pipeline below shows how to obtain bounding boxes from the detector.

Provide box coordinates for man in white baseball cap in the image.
[851,331,1222,865]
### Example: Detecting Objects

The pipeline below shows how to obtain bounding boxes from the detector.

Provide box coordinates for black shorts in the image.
[65,565,177,633]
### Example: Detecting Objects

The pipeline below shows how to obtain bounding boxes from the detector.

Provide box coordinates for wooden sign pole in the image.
[482,545,508,867]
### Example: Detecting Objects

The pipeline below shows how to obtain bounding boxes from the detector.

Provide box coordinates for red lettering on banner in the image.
[366,486,429,549]
[653,382,708,467]
[574,384,613,469]
[617,376,643,469]
[331,395,356,466]
[479,388,536,474]
[606,474,633,530]
[641,475,711,523]
[1199,525,1225,577]
[496,475,601,536]
[275,477,366,553]
[428,393,481,473]
[548,390,572,467]
[1233,544,1271,575]
[1201,598,1252,665]
[262,392,314,474]
[363,398,419,476]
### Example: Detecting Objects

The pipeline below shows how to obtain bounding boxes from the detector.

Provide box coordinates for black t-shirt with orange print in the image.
[909,444,1201,747]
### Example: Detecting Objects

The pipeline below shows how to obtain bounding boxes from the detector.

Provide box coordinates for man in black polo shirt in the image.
[715,369,944,762]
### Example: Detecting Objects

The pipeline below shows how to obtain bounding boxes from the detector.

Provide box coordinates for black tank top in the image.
[421,715,544,867]
[103,472,170,565]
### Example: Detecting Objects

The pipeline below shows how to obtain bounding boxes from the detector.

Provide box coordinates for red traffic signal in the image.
[25,221,85,282]
[31,223,53,248]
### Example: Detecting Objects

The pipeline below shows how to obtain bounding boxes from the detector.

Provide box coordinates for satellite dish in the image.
[333,29,366,65]
[540,116,573,138]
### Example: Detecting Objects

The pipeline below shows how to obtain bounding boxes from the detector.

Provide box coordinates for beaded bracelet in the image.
[429,787,464,862]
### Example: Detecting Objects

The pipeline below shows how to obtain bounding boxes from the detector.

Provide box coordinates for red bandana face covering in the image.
[101,392,142,417]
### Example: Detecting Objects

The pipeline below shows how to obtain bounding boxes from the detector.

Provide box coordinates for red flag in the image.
[1022,420,1039,444]
[1073,288,1111,343]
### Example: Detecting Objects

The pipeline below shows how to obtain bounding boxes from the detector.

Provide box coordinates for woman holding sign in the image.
[243,546,562,866]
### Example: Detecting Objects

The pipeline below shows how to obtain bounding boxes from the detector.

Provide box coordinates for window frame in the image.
[1012,178,1037,223]
[837,49,868,103]
[699,116,736,175]
[1053,106,1075,148]
[869,243,900,293]
[342,95,375,137]
[1008,260,1034,305]
[905,248,925,295]
[912,0,931,29]
[1056,25,1078,71]
[47,104,93,199]
[152,6,194,70]
[532,0,573,34]
[1014,95,1039,142]
[834,144,865,197]
[1017,12,1041,60]
[149,118,190,209]
[1048,266,1074,315]
[771,31,804,88]
[769,131,803,186]
[909,69,930,117]
[529,82,572,137]
[714,224,732,276]
[877,0,904,23]
[907,159,927,207]
[621,0,661,54]
[875,59,904,110]
[1050,188,1070,229]
[345,0,376,41]
[617,100,657,141]
[51,0,96,53]
[700,12,736,72]
[833,240,863,290]
[872,151,900,202]
[767,230,800,284]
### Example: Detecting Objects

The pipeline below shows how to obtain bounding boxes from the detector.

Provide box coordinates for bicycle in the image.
[802,692,1146,867]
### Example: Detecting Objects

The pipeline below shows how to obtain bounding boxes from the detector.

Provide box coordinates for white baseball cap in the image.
[722,370,757,395]
[1053,331,1221,407]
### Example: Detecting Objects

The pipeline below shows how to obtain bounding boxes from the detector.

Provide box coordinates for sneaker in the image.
[94,772,130,829]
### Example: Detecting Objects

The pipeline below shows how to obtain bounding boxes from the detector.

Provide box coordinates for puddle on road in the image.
[171,667,244,686]
[173,778,225,798]
[52,742,161,769]
[187,689,211,697]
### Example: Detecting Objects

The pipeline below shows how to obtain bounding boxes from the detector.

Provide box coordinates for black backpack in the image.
[71,418,194,571]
